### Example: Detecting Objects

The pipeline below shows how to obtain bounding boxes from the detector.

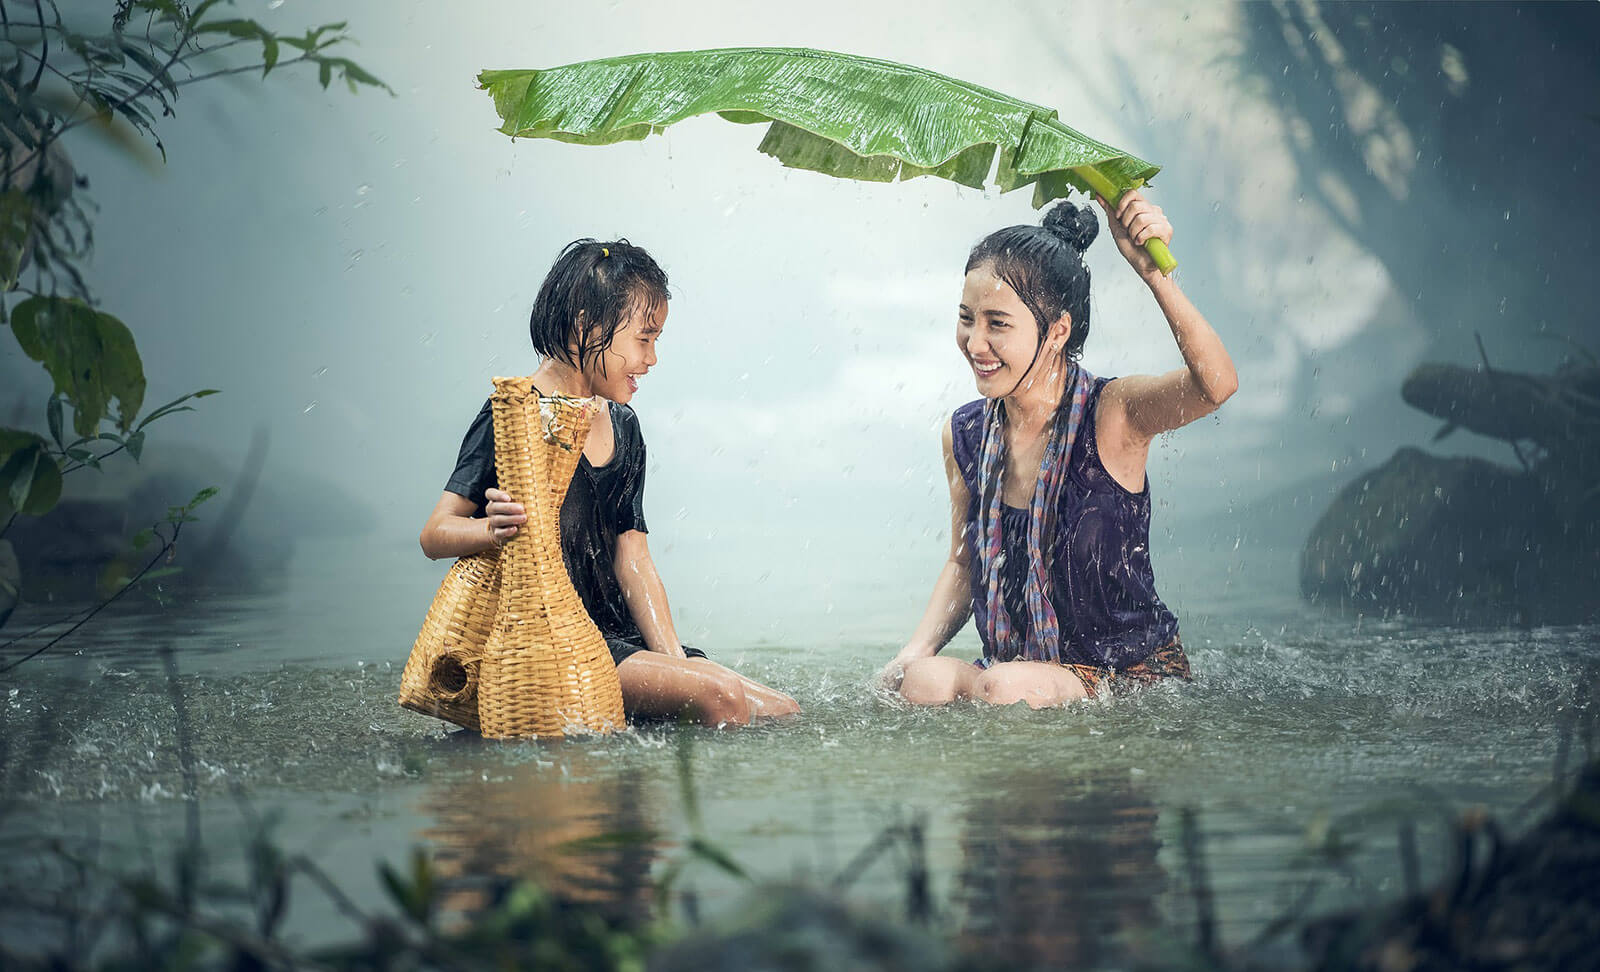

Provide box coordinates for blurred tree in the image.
[0,0,386,632]
[1239,1,1600,362]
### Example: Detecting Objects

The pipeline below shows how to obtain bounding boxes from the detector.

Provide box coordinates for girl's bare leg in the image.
[896,656,981,706]
[615,652,753,727]
[684,658,800,718]
[971,660,1088,708]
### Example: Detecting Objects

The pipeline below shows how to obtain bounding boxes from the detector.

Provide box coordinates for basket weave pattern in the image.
[398,378,625,738]
[476,378,626,738]
[397,550,500,732]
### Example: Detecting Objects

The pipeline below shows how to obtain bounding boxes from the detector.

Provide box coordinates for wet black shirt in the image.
[444,397,649,641]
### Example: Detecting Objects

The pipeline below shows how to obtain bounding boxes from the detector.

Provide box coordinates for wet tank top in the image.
[950,378,1179,669]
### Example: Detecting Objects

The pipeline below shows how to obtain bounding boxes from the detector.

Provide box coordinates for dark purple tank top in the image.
[950,378,1179,669]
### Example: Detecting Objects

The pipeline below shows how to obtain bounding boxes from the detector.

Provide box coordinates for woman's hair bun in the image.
[1041,200,1098,252]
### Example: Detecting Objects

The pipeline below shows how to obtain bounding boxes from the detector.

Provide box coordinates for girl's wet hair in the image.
[529,238,669,374]
[965,201,1098,359]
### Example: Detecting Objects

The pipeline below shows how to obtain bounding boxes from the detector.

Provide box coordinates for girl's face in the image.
[958,265,1065,399]
[582,298,666,404]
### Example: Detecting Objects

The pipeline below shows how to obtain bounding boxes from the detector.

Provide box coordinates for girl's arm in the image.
[613,530,690,659]
[418,488,526,560]
[1096,191,1239,443]
[883,422,975,671]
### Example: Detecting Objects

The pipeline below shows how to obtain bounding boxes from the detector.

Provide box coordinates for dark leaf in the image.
[686,836,750,880]
[261,35,279,76]
[187,486,219,509]
[120,44,178,100]
[0,190,31,291]
[0,441,63,517]
[125,429,144,462]
[317,59,331,89]
[46,396,63,449]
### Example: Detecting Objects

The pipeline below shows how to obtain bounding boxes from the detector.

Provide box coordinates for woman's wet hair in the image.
[965,201,1098,359]
[529,238,669,374]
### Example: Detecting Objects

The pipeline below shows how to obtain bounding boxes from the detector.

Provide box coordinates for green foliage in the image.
[0,0,380,581]
[478,47,1160,208]
[10,296,145,436]
[0,427,60,516]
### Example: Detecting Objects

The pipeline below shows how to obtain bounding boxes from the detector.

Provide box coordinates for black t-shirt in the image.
[444,397,649,641]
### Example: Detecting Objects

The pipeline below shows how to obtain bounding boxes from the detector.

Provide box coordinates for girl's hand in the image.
[483,487,526,548]
[1096,190,1173,282]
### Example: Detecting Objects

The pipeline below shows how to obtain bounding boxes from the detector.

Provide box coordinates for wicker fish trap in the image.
[397,549,500,732]
[476,378,625,738]
[398,378,626,738]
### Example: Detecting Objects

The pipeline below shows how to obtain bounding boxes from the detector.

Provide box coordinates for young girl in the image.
[420,239,800,727]
[880,193,1237,707]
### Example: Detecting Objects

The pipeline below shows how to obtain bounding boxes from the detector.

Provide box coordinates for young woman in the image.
[880,192,1237,708]
[420,239,800,727]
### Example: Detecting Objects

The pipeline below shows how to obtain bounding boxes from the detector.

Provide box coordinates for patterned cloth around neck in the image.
[976,362,1097,664]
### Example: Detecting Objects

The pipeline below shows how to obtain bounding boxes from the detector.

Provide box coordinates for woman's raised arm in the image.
[1097,191,1238,443]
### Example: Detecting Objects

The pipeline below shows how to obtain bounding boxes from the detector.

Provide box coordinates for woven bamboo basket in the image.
[476,378,626,738]
[397,549,500,731]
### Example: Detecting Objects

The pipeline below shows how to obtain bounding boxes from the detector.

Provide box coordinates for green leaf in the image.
[261,34,280,76]
[0,190,32,291]
[0,440,63,517]
[131,528,154,551]
[125,429,144,462]
[686,836,749,881]
[477,48,1162,208]
[46,396,63,449]
[195,19,267,41]
[187,486,219,509]
[135,388,220,431]
[317,60,331,89]
[10,297,147,437]
[121,43,178,100]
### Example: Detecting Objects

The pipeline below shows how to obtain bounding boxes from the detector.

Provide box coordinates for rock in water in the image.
[1300,447,1598,624]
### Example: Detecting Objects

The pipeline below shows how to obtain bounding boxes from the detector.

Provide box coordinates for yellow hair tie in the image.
[601,247,609,258]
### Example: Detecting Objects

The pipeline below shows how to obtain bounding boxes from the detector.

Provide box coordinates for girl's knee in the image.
[696,672,751,727]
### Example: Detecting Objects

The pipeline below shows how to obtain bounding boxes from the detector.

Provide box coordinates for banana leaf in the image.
[479,47,1176,273]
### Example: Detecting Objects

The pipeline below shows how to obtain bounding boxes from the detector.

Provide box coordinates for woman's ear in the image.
[1051,313,1073,355]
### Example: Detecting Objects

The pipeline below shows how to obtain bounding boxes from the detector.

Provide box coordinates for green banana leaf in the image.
[478,47,1175,273]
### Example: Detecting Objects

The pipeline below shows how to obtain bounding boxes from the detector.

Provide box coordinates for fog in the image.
[5,0,1596,648]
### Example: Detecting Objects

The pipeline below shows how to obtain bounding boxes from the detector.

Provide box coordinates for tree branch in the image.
[0,519,184,673]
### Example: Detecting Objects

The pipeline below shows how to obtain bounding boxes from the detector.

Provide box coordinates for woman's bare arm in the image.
[886,422,975,668]
[1096,191,1238,444]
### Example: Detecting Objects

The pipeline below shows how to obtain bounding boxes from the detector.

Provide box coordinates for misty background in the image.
[4,0,1596,660]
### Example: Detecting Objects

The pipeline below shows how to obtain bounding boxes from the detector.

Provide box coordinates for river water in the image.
[1,533,1592,968]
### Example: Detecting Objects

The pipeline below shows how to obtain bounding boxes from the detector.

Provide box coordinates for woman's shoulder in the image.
[951,398,985,430]
[950,399,986,476]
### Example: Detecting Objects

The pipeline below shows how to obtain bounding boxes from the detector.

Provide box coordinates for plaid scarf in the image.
[976,363,1096,663]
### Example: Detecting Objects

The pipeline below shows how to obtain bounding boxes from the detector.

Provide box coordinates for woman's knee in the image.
[898,658,968,706]
[973,670,1027,706]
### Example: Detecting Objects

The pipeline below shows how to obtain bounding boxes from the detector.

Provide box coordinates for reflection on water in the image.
[0,541,1593,962]
[957,771,1166,968]
[420,749,660,924]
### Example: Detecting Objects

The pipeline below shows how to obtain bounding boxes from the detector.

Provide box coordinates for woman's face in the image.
[958,265,1059,398]
[581,298,666,404]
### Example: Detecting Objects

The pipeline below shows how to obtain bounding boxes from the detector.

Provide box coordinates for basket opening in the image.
[430,655,471,696]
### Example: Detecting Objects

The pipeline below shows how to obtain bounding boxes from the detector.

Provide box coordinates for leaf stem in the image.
[1072,163,1178,275]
